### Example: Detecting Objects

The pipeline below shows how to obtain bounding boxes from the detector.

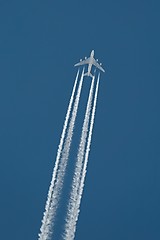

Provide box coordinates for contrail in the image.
[73,74,100,239]
[63,76,96,240]
[39,69,80,239]
[39,69,84,240]
[64,74,100,240]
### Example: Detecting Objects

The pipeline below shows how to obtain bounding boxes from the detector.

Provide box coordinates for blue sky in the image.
[0,0,160,239]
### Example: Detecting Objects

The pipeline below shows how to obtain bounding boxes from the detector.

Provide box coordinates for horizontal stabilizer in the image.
[84,72,93,78]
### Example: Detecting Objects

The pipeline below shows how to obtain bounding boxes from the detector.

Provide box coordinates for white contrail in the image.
[63,76,95,240]
[73,74,100,238]
[39,69,80,239]
[64,74,100,240]
[39,69,84,240]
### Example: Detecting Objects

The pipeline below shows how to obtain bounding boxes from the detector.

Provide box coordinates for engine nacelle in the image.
[96,59,98,62]
[85,56,87,59]
[80,59,82,61]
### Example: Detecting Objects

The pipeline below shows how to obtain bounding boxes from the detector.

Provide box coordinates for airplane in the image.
[74,50,105,77]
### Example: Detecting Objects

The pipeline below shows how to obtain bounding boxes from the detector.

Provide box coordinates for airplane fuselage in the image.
[87,50,94,76]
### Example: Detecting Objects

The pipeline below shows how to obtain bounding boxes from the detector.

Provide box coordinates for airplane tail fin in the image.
[84,72,93,78]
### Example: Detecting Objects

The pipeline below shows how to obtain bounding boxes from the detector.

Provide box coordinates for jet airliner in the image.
[74,50,105,77]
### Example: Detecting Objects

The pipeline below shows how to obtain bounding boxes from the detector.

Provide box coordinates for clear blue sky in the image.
[0,0,160,239]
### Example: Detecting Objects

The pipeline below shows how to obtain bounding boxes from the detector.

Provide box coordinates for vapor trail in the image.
[39,69,80,239]
[39,69,84,240]
[73,74,100,238]
[63,76,95,240]
[64,74,100,240]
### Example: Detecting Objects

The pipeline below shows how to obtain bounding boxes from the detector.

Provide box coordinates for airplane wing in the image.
[92,59,105,72]
[74,57,90,67]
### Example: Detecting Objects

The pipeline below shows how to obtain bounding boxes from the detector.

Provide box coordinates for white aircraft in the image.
[74,50,105,77]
